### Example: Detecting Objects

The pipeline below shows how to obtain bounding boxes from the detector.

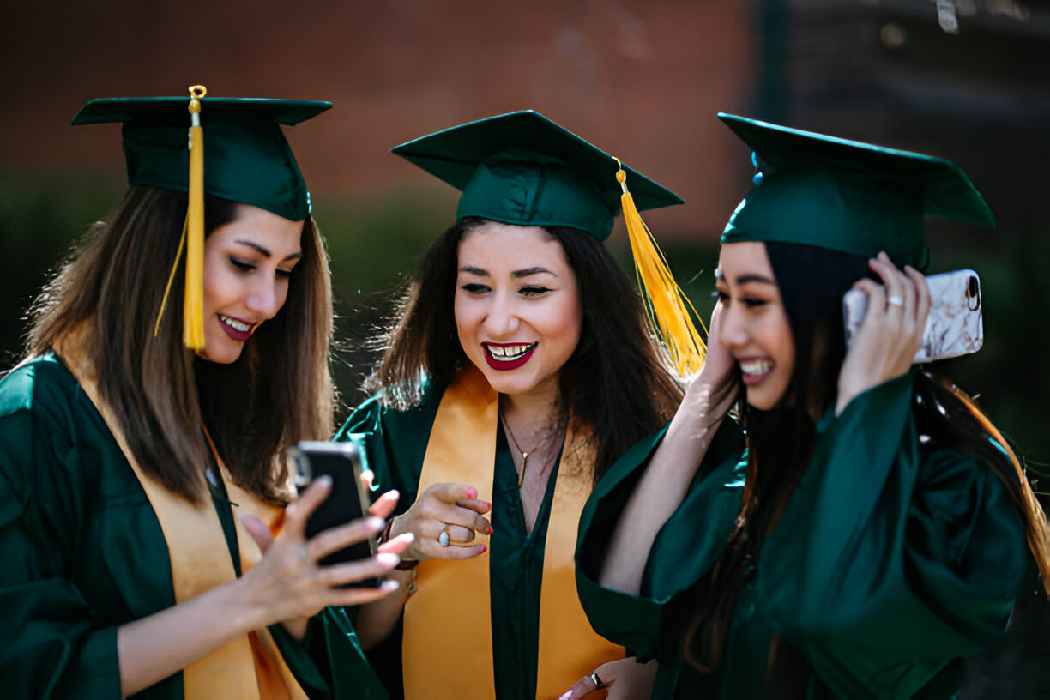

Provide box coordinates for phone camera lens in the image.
[967,276,980,310]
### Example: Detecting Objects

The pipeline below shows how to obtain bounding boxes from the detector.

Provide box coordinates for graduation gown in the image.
[338,383,629,700]
[0,353,385,700]
[576,374,1030,699]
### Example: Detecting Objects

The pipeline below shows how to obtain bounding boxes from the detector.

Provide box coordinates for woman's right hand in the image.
[237,477,411,629]
[389,482,491,562]
[683,300,737,425]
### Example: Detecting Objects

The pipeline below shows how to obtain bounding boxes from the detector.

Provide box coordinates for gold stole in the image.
[402,367,622,699]
[55,340,307,700]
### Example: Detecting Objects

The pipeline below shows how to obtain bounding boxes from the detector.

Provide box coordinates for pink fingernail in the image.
[377,552,399,567]
[467,487,478,500]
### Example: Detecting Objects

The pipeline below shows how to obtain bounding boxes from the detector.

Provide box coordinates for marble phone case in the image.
[843,269,983,364]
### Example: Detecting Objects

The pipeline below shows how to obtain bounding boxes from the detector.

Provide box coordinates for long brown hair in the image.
[26,186,335,504]
[682,241,1050,688]
[365,217,682,480]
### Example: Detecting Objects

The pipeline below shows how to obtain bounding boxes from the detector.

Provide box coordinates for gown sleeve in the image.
[575,419,746,659]
[756,373,1030,697]
[0,366,122,699]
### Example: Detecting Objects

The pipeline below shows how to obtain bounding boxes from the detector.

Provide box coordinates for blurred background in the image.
[2,0,1048,695]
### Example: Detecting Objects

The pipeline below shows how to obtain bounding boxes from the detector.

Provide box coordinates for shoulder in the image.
[0,353,82,425]
[0,354,90,525]
[336,379,446,442]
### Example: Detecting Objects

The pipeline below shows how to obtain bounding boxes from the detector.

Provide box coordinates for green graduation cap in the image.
[393,109,707,376]
[391,109,683,241]
[718,112,996,270]
[72,91,331,221]
[71,86,331,351]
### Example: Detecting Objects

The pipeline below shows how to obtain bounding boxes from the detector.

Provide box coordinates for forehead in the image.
[211,203,304,252]
[716,241,774,280]
[457,221,568,269]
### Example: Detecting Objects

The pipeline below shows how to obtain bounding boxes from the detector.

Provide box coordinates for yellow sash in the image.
[55,339,307,700]
[402,367,622,699]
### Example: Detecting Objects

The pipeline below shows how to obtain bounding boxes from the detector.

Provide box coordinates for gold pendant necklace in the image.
[500,410,533,488]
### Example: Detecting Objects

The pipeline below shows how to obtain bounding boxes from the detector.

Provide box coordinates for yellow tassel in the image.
[152,85,208,351]
[616,161,706,377]
[183,85,207,350]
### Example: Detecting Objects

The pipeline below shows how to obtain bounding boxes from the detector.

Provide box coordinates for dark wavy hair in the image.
[364,217,683,480]
[680,241,1050,694]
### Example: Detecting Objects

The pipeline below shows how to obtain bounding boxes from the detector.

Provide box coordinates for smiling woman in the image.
[574,114,1050,699]
[0,91,406,700]
[335,111,695,700]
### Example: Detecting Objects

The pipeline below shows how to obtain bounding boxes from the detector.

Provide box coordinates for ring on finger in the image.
[887,295,904,307]
[438,525,451,547]
[590,671,606,690]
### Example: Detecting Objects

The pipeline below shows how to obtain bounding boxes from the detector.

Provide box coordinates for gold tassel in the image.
[615,160,706,377]
[153,84,208,351]
[183,85,207,350]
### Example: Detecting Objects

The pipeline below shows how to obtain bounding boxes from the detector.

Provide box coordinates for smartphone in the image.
[843,269,983,364]
[288,441,381,588]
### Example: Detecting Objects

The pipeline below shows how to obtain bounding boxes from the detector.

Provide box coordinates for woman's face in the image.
[200,203,303,365]
[454,221,583,401]
[715,242,795,410]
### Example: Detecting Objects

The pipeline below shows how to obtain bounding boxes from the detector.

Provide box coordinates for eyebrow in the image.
[458,266,558,278]
[714,269,776,286]
[234,239,302,263]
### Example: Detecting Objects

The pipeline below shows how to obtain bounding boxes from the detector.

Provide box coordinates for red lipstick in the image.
[482,342,537,371]
[218,315,252,343]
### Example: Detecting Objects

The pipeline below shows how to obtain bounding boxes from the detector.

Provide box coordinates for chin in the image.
[199,338,244,365]
[744,385,789,411]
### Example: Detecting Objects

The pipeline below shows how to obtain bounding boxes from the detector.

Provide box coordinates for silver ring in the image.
[887,295,904,307]
[589,671,605,690]
[438,527,451,547]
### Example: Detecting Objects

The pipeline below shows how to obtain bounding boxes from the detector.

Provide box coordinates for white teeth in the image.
[487,343,533,360]
[740,359,773,376]
[220,315,250,332]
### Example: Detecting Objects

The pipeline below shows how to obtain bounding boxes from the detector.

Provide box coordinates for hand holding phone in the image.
[844,268,982,364]
[289,441,384,588]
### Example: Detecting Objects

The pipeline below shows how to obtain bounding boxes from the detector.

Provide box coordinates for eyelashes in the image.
[711,289,769,308]
[229,257,293,279]
[459,284,553,297]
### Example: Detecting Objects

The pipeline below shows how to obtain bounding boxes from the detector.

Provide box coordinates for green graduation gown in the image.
[337,385,624,700]
[0,353,386,700]
[576,374,1030,699]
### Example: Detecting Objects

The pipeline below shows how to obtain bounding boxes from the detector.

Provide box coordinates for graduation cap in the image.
[718,112,996,270]
[72,86,331,351]
[393,110,705,376]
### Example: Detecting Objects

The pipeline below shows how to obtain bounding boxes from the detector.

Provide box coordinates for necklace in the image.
[500,410,533,488]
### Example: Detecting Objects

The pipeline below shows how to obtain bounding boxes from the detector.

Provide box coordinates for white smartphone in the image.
[843,269,983,364]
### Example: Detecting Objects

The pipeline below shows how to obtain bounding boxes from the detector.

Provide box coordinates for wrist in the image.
[227,572,274,633]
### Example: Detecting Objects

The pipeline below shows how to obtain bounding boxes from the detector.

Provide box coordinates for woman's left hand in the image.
[836,251,930,415]
[558,657,658,699]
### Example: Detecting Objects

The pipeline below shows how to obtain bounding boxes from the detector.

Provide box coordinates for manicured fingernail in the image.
[480,545,488,554]
[402,533,415,543]
[377,552,399,567]
[316,475,332,488]
[367,517,384,531]
[384,490,400,500]
[467,487,478,500]
[381,580,400,591]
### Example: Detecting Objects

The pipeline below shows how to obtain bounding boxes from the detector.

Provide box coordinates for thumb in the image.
[240,513,275,554]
